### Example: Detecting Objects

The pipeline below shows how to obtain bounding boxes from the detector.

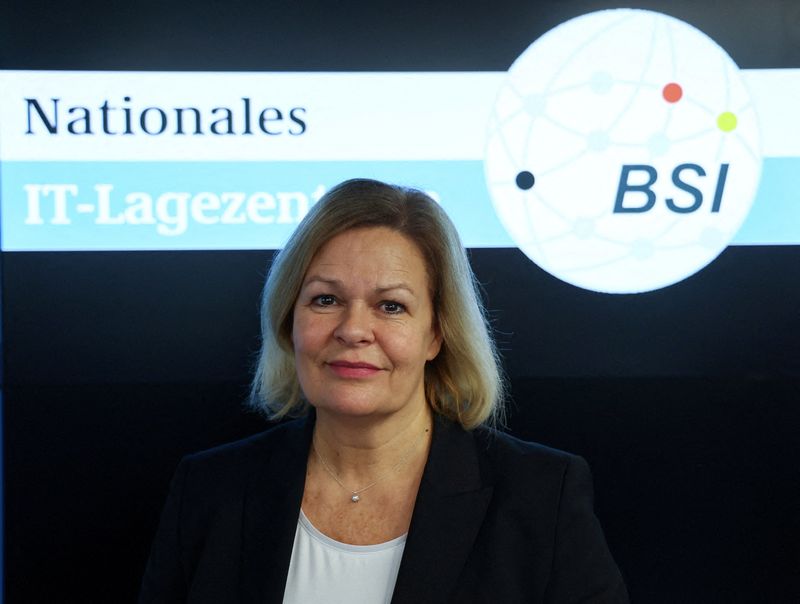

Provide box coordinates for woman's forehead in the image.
[303,226,435,294]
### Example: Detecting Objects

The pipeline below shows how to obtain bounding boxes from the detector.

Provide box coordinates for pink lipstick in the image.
[327,361,380,378]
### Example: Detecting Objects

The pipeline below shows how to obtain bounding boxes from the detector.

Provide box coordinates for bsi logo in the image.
[614,163,729,214]
[484,9,762,294]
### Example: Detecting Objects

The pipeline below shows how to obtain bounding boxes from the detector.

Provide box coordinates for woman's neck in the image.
[311,403,434,483]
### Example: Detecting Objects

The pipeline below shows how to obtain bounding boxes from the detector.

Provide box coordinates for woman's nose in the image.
[333,303,374,345]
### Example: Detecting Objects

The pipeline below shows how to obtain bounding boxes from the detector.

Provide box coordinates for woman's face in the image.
[292,226,442,422]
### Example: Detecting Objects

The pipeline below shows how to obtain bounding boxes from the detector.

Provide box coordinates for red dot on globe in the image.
[663,83,683,103]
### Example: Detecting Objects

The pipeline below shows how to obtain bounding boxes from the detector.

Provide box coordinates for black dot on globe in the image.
[515,171,535,190]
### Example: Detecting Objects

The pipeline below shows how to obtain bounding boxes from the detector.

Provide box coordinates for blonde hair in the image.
[249,178,505,429]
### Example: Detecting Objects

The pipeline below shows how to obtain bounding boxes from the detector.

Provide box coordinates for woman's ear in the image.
[426,325,443,361]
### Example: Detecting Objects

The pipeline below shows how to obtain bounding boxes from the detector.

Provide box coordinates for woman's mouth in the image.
[327,360,381,378]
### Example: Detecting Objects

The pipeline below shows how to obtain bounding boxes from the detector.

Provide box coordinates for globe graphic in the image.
[484,9,762,293]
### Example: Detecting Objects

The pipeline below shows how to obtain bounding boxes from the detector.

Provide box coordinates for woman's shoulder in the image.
[468,424,591,489]
[175,417,311,489]
[473,424,577,464]
[188,416,308,460]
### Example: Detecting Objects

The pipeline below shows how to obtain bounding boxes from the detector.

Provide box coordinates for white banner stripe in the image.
[1,70,797,161]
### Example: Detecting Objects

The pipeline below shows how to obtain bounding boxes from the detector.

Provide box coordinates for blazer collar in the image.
[240,415,313,604]
[391,416,494,604]
[239,413,493,604]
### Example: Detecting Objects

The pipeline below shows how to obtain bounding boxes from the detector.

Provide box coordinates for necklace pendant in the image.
[351,494,360,503]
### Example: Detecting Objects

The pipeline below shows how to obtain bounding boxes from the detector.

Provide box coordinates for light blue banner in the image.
[734,158,800,245]
[0,159,796,250]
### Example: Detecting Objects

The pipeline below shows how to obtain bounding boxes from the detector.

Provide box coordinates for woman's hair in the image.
[249,178,505,429]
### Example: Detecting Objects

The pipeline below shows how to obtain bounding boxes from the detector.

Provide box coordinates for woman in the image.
[140,179,628,603]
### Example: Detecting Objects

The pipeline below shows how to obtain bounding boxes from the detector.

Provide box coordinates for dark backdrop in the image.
[2,1,800,602]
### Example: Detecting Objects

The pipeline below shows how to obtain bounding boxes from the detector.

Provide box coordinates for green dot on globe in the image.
[717,111,737,132]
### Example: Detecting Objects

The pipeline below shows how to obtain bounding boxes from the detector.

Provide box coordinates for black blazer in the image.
[140,415,629,603]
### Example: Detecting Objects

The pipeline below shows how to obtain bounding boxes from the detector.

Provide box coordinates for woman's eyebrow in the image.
[375,283,415,296]
[301,275,342,288]
[301,276,416,296]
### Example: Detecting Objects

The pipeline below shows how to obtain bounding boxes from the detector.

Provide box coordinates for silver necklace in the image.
[313,428,429,503]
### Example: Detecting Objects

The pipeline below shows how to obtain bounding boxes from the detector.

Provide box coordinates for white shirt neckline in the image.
[298,508,408,553]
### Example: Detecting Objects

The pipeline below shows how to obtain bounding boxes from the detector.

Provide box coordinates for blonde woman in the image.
[140,179,628,603]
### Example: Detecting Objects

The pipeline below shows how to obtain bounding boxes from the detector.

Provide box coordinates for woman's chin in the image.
[312,400,390,420]
[310,394,422,423]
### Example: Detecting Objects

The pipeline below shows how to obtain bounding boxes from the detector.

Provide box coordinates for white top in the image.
[282,510,407,604]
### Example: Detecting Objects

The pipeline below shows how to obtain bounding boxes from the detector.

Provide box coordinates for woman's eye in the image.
[312,294,337,307]
[380,301,405,314]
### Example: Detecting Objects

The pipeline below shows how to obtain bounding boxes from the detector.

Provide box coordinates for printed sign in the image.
[1,8,799,293]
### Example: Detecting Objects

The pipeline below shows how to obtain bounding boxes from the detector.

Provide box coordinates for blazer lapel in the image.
[391,418,493,604]
[240,416,313,604]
